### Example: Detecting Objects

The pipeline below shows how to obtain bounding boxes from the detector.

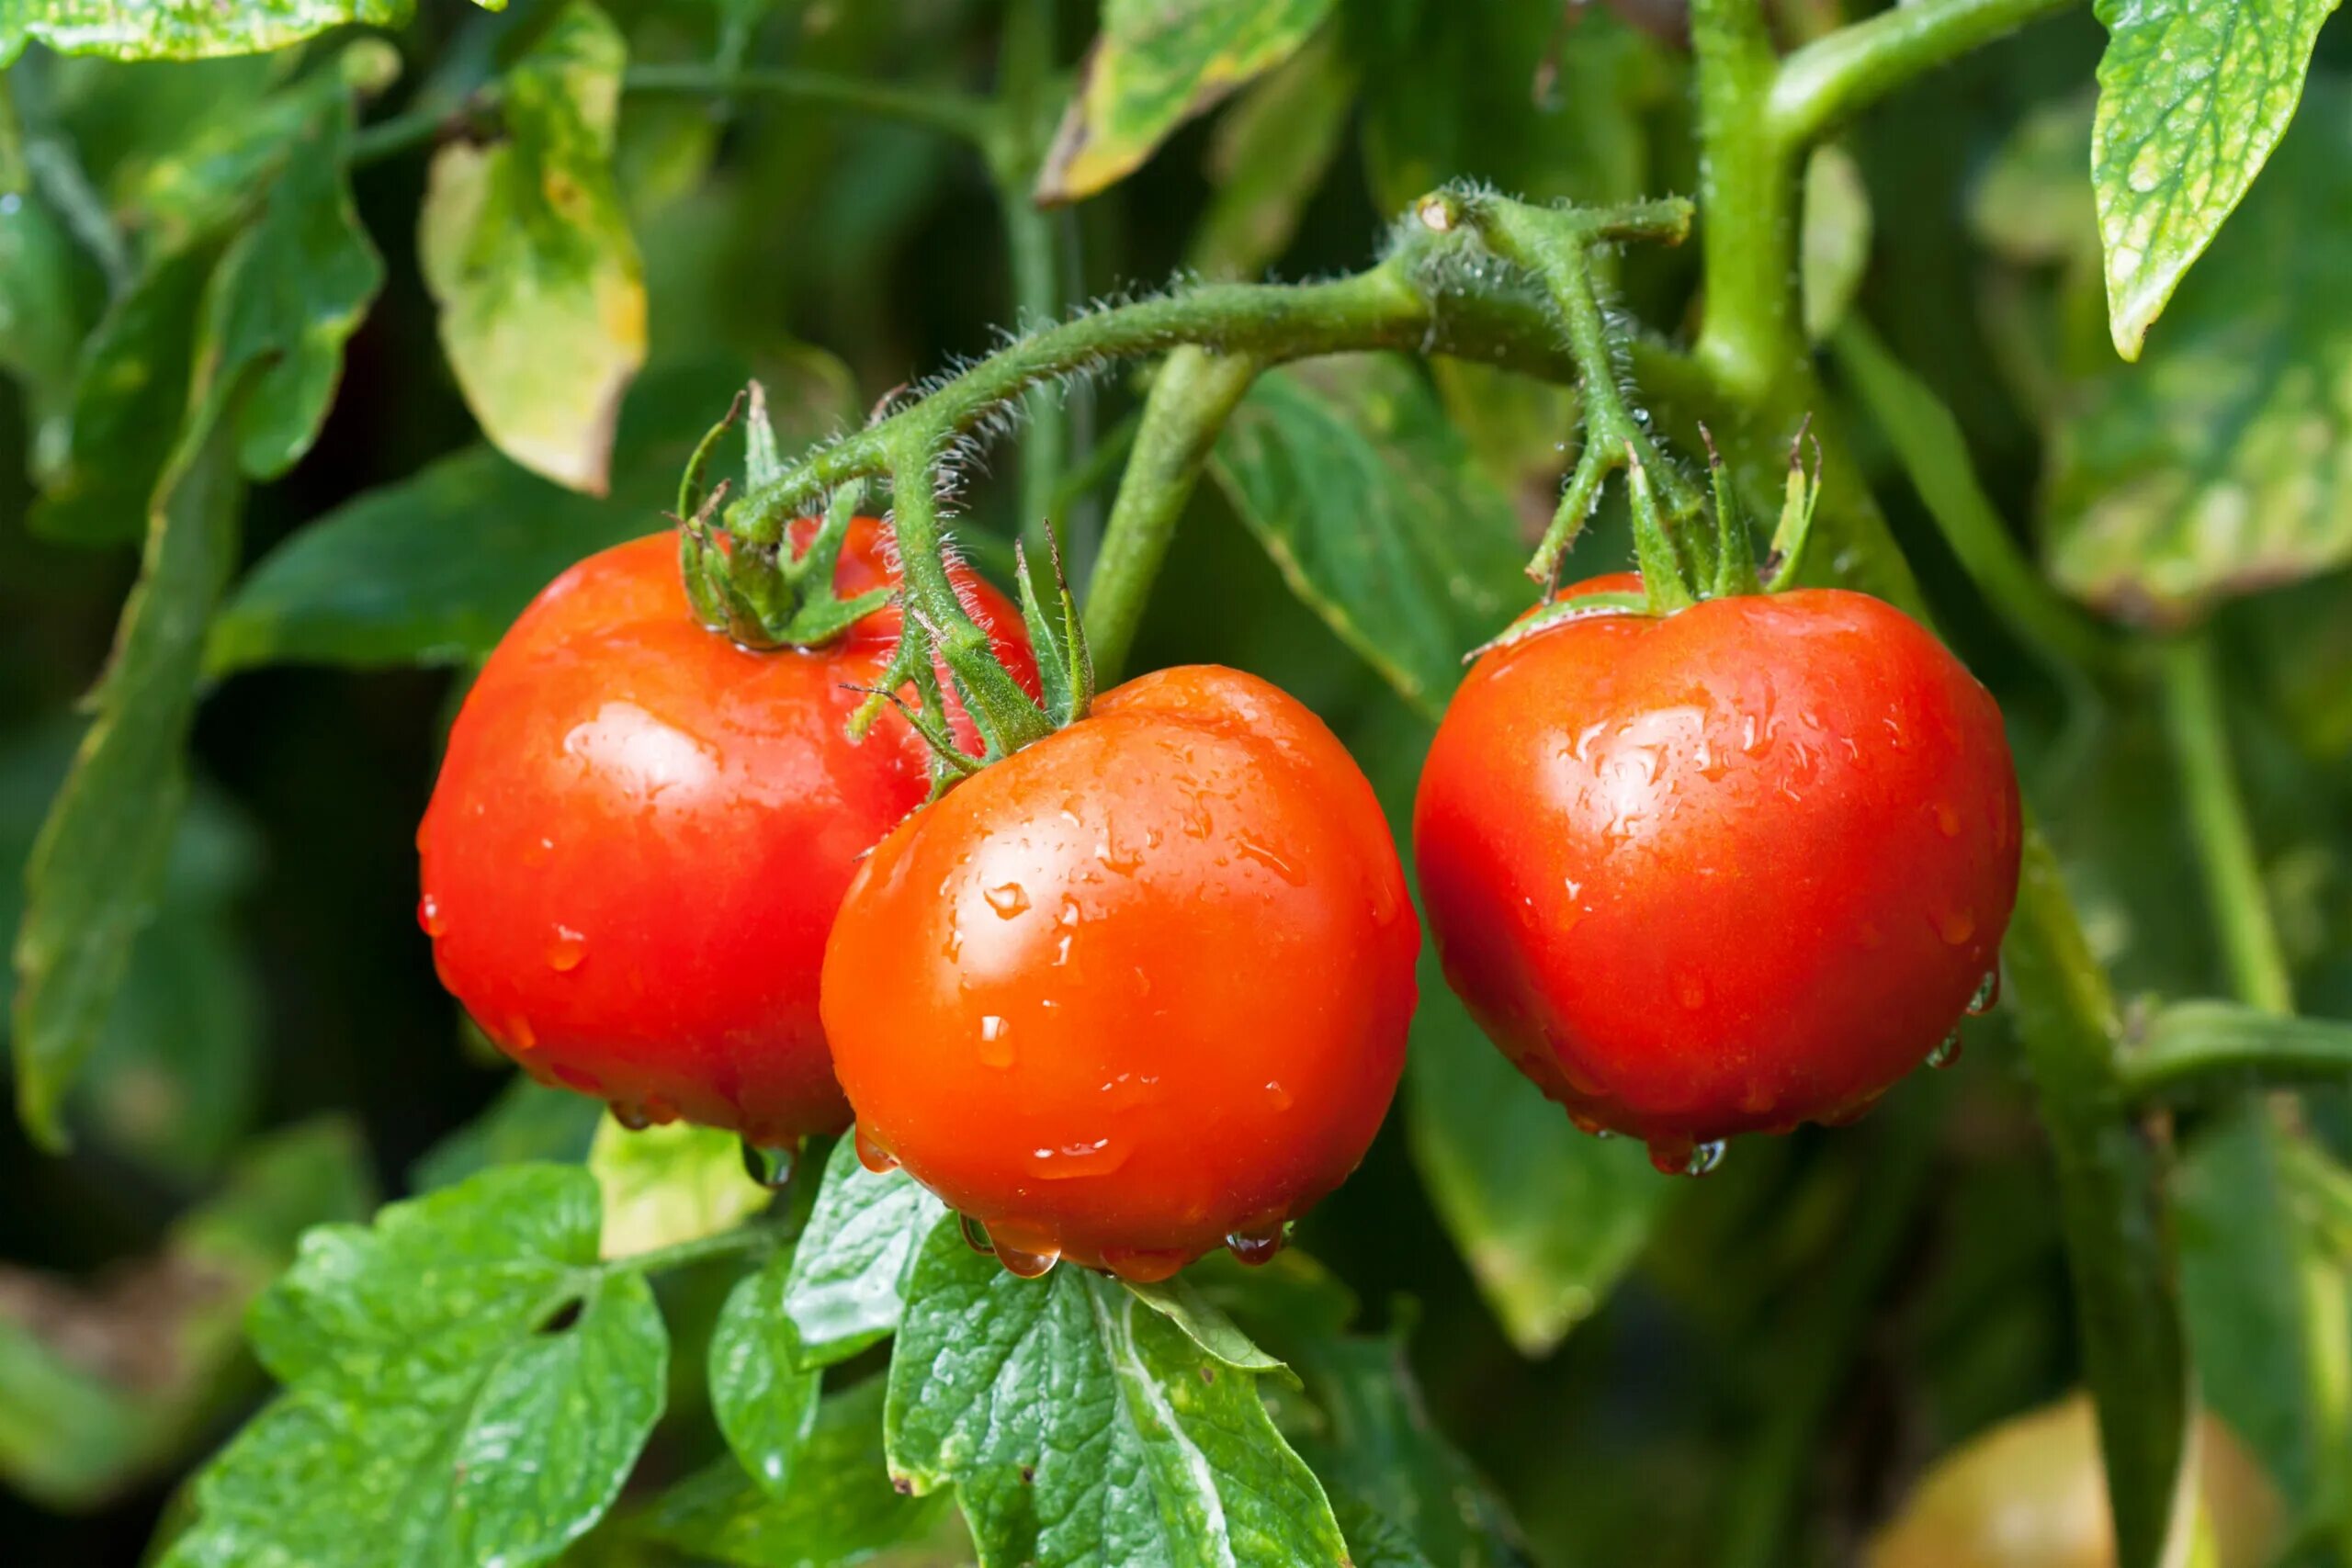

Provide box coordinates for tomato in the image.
[1413,575,2020,1171]
[1866,1396,2280,1568]
[417,521,1037,1146]
[820,665,1418,1280]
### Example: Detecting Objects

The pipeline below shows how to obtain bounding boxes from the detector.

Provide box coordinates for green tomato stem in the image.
[1768,0,2084,151]
[2119,1002,2352,1102]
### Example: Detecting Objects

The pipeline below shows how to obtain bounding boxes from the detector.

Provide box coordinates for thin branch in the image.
[1769,0,2084,151]
[2120,1002,2352,1104]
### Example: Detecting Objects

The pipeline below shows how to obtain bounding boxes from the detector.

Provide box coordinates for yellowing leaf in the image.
[420,0,644,494]
[589,1114,770,1259]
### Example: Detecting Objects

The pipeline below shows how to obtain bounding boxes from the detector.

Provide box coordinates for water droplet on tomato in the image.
[1967,968,2001,1015]
[1032,1136,1125,1179]
[1099,1246,1189,1283]
[505,1013,537,1052]
[1927,1030,1963,1069]
[984,883,1030,918]
[417,894,447,936]
[546,925,586,971]
[1936,908,1976,945]
[978,1015,1014,1067]
[741,1139,798,1190]
[1225,1223,1290,1267]
[1683,1141,1726,1176]
[854,1125,899,1173]
[523,835,553,867]
[610,1100,652,1132]
[958,1214,993,1255]
[641,1094,679,1126]
[1235,838,1306,886]
[1650,1138,1724,1176]
[1264,1079,1294,1111]
[1934,802,1962,838]
[994,1241,1060,1280]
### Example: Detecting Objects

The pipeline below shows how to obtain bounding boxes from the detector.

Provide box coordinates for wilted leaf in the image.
[1038,0,1338,205]
[1207,355,1529,719]
[887,1218,1351,1566]
[2046,77,2352,623]
[2091,0,2341,358]
[589,1113,770,1259]
[160,1165,666,1568]
[420,0,646,493]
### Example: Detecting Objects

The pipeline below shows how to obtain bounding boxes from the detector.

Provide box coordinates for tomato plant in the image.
[5,3,2352,1568]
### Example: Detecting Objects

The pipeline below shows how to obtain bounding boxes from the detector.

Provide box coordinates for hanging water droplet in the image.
[1224,1222,1290,1267]
[978,1014,1014,1068]
[994,1242,1060,1279]
[1936,908,1977,946]
[1927,1029,1963,1069]
[959,1214,993,1255]
[741,1139,798,1190]
[854,1125,899,1173]
[610,1101,652,1132]
[1654,1139,1726,1177]
[417,893,447,936]
[1966,968,2001,1016]
[546,924,587,972]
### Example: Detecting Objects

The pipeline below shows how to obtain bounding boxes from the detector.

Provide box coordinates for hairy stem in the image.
[1085,348,1261,682]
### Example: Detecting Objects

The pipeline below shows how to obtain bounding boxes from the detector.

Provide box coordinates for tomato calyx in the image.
[673,384,894,650]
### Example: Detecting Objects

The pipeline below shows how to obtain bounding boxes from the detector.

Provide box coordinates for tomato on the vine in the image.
[417,521,1037,1146]
[1413,574,2020,1172]
[820,664,1419,1281]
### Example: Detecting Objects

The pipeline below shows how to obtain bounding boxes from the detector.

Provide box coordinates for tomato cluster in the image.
[420,520,2019,1276]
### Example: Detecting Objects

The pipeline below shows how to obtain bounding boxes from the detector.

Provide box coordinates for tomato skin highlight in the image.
[820,665,1419,1279]
[1413,577,2020,1168]
[417,522,1037,1145]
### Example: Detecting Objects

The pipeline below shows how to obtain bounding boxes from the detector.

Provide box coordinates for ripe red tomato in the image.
[1413,576,2020,1172]
[820,665,1419,1281]
[417,521,1037,1146]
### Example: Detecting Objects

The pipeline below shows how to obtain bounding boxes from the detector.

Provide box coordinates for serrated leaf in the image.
[0,1119,370,1510]
[1207,355,1528,719]
[1801,143,1871,344]
[420,0,645,494]
[198,90,382,479]
[589,1112,770,1259]
[886,1219,1350,1567]
[709,1248,823,1497]
[161,1165,666,1568]
[640,1379,944,1568]
[10,378,246,1150]
[1037,0,1337,205]
[2092,0,2342,358]
[2,0,410,65]
[410,1072,604,1192]
[781,1134,946,1368]
[2047,76,2352,622]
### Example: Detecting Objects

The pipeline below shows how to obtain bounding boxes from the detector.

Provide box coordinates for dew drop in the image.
[1936,908,1977,946]
[1927,1030,1963,1069]
[1235,838,1307,886]
[1225,1223,1291,1267]
[978,1014,1014,1068]
[1967,968,2001,1015]
[1264,1079,1294,1111]
[741,1139,798,1190]
[984,883,1031,918]
[1933,802,1962,839]
[854,1125,899,1173]
[994,1242,1061,1280]
[417,893,447,937]
[505,1013,537,1052]
[1683,1141,1727,1176]
[546,924,587,972]
[1650,1138,1724,1176]
[1099,1246,1189,1283]
[610,1100,652,1132]
[959,1214,993,1255]
[641,1094,679,1126]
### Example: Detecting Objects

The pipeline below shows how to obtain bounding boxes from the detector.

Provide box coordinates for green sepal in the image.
[1467,591,1652,659]
[743,382,786,497]
[776,587,893,648]
[1762,420,1825,592]
[1702,425,1759,598]
[1013,530,1094,728]
[913,609,1057,760]
[678,391,747,524]
[1623,446,1697,614]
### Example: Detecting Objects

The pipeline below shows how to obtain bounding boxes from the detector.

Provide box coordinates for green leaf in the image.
[1116,1276,1289,1376]
[411,1072,604,1192]
[639,1379,944,1568]
[1801,143,1871,344]
[0,185,97,479]
[198,89,382,479]
[11,379,246,1150]
[2046,76,2352,623]
[2,0,410,65]
[162,1165,667,1568]
[1185,30,1356,282]
[781,1134,946,1368]
[420,0,646,494]
[589,1112,770,1259]
[2091,0,2342,359]
[1207,355,1529,720]
[708,1247,823,1497]
[1036,0,1338,205]
[0,1119,372,1510]
[886,1219,1351,1567]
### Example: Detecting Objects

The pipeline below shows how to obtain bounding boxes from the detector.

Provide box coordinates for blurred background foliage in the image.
[3,0,2351,1564]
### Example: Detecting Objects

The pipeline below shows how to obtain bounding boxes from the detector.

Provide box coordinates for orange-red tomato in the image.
[417,522,1036,1145]
[820,665,1419,1280]
[1414,576,2020,1172]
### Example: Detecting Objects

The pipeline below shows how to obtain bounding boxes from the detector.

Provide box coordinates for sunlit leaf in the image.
[780,1134,945,1368]
[419,0,645,494]
[2091,0,2341,359]
[589,1112,770,1259]
[1037,0,1338,205]
[2,0,409,66]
